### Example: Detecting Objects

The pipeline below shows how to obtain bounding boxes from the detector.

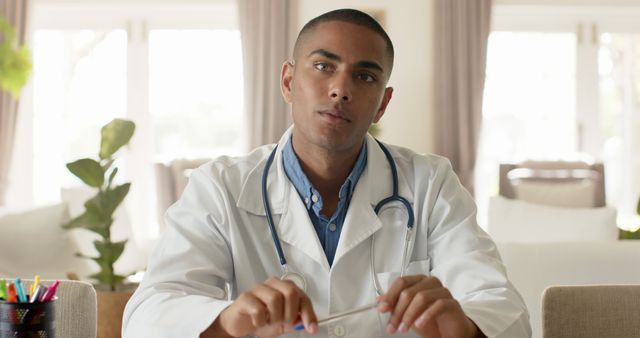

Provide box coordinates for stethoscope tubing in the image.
[261,147,288,266]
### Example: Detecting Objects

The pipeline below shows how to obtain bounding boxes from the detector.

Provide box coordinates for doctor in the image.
[123,8,531,338]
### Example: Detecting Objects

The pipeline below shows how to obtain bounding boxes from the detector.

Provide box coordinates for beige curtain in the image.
[433,0,492,194]
[0,0,29,206]
[237,0,294,149]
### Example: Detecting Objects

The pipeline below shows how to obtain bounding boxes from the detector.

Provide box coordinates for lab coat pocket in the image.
[375,271,402,294]
[405,258,430,276]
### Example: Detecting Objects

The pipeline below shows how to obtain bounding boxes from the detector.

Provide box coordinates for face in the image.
[281,21,393,155]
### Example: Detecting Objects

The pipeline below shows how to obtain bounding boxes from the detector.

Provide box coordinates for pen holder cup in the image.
[0,299,56,338]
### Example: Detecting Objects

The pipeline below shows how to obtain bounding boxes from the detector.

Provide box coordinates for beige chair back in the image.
[155,159,209,232]
[543,285,640,338]
[499,161,606,207]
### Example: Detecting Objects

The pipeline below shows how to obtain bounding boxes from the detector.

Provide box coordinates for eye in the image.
[356,73,376,83]
[314,62,332,72]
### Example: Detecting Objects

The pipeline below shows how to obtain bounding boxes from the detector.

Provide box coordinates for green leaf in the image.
[636,196,640,216]
[66,159,104,188]
[619,228,640,240]
[90,240,127,287]
[62,211,109,238]
[84,196,111,224]
[99,119,135,160]
[95,240,127,265]
[101,183,131,217]
[0,18,32,98]
[107,167,118,187]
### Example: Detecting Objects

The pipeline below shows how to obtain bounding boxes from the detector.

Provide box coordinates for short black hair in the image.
[293,8,394,72]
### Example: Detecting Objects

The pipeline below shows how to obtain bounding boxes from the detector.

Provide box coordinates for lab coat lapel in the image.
[277,186,331,272]
[332,185,383,265]
[333,135,412,265]
[236,126,330,272]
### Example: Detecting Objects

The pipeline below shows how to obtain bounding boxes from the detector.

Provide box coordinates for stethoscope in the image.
[261,140,415,296]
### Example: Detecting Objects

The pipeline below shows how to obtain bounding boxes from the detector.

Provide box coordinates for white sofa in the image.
[0,202,94,279]
[486,195,640,338]
[497,241,640,338]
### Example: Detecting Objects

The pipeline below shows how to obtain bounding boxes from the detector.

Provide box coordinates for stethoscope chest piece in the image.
[281,267,307,292]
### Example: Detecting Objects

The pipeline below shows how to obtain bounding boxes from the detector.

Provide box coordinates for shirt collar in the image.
[282,136,368,211]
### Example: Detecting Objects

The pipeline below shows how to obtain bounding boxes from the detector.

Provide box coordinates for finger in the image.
[379,275,424,312]
[237,292,269,328]
[252,283,284,324]
[386,278,436,329]
[414,298,460,330]
[384,276,443,335]
[383,275,442,313]
[298,293,318,334]
[265,278,302,323]
[399,288,452,333]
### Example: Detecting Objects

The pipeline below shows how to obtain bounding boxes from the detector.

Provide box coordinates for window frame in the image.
[15,1,241,238]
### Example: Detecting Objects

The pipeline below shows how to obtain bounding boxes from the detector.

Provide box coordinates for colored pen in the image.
[0,278,7,300]
[40,280,60,302]
[7,283,17,303]
[31,275,40,296]
[30,285,45,303]
[14,278,28,303]
[294,302,379,331]
[36,286,48,302]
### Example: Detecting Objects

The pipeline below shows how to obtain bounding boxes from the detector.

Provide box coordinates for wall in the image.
[297,0,435,154]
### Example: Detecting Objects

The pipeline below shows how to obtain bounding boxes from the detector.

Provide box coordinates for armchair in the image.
[543,285,640,337]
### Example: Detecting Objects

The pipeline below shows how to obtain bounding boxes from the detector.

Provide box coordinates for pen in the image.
[30,285,45,303]
[7,283,17,303]
[294,302,379,331]
[14,278,28,303]
[36,285,48,303]
[31,275,40,296]
[40,280,60,302]
[0,279,7,300]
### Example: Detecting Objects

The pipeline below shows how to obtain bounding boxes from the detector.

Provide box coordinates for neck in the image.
[291,134,364,205]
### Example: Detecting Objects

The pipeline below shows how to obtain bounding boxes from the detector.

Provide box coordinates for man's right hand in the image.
[202,277,318,338]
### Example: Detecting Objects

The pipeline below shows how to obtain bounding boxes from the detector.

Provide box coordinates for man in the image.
[123,9,531,338]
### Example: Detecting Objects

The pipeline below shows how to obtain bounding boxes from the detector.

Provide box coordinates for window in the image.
[477,5,640,230]
[22,2,243,238]
[149,29,244,160]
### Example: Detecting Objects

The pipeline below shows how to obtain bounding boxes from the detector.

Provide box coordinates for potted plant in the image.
[0,16,32,97]
[62,118,136,338]
[619,195,640,240]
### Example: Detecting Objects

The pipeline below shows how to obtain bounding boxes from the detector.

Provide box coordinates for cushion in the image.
[487,196,618,243]
[0,203,93,279]
[512,179,596,208]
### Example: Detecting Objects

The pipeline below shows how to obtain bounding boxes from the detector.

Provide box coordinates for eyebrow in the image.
[308,48,384,73]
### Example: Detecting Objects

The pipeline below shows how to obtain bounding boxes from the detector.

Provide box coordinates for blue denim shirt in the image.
[282,137,367,266]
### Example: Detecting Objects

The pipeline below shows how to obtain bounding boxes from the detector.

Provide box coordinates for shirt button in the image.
[311,194,319,203]
[329,223,337,232]
[304,197,310,204]
[333,325,346,337]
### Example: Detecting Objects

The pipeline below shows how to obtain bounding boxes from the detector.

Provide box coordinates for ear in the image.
[280,61,295,103]
[373,87,393,123]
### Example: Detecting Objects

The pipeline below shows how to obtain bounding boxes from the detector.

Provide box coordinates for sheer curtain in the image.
[433,0,492,194]
[237,0,294,149]
[0,0,29,206]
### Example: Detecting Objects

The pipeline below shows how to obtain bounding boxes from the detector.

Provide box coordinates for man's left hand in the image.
[378,275,484,338]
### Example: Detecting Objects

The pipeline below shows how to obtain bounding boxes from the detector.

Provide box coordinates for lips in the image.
[318,108,352,123]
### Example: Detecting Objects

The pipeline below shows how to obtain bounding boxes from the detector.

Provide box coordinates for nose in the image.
[329,73,352,103]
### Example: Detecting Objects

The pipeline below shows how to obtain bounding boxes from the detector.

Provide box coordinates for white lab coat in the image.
[123,129,531,338]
